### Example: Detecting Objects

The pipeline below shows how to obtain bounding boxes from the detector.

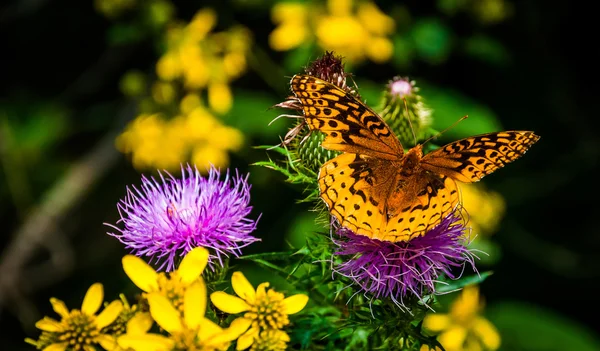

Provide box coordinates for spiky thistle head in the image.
[332,211,477,310]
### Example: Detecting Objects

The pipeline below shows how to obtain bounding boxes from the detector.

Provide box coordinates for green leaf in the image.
[107,23,144,45]
[411,18,453,64]
[436,271,493,293]
[286,212,323,248]
[225,90,286,138]
[418,81,503,139]
[464,34,511,66]
[284,42,317,74]
[487,302,600,351]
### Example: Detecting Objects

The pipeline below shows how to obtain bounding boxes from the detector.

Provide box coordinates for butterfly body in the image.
[289,74,539,242]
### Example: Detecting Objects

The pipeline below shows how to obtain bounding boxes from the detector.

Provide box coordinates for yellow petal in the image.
[82,283,103,315]
[178,247,209,284]
[438,327,468,351]
[282,294,309,315]
[236,327,259,350]
[210,292,251,313]
[97,334,117,350]
[184,280,207,329]
[36,317,63,332]
[118,334,174,351]
[423,314,452,332]
[122,255,158,292]
[232,272,255,302]
[226,317,252,340]
[197,317,224,342]
[256,282,269,297]
[473,316,501,350]
[49,298,69,318]
[127,312,154,335]
[147,293,183,333]
[95,300,123,329]
[42,342,68,351]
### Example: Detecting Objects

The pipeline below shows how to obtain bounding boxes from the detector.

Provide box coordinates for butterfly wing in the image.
[319,153,396,239]
[421,131,540,183]
[382,171,460,242]
[290,74,404,160]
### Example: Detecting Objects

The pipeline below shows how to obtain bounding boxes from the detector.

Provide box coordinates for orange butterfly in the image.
[289,74,540,242]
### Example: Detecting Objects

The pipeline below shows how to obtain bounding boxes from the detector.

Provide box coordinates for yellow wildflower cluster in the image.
[423,285,501,351]
[210,272,309,350]
[119,247,250,350]
[157,9,251,114]
[460,183,506,238]
[117,8,251,172]
[116,99,243,172]
[25,283,125,351]
[270,0,396,64]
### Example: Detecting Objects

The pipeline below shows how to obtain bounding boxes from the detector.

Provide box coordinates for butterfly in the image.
[289,74,540,242]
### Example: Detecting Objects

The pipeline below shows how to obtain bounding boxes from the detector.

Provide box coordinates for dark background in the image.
[1,0,598,349]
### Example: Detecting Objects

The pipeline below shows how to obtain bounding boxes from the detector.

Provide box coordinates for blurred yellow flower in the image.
[423,285,500,351]
[210,271,309,350]
[460,183,506,237]
[116,107,244,172]
[118,280,249,351]
[25,283,123,351]
[121,247,210,313]
[154,9,251,113]
[269,0,395,64]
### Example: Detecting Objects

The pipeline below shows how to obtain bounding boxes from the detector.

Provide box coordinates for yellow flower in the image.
[423,285,501,351]
[460,183,506,237]
[269,0,395,64]
[249,329,290,351]
[115,114,188,171]
[25,283,123,351]
[118,280,250,351]
[122,247,209,313]
[210,271,309,350]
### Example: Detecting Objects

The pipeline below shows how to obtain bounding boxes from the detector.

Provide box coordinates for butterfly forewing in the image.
[421,131,540,183]
[290,75,404,160]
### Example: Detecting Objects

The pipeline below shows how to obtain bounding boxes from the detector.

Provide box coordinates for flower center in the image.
[250,329,289,351]
[156,273,186,313]
[58,311,100,348]
[244,289,289,330]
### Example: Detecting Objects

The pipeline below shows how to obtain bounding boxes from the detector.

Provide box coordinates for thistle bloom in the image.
[122,247,209,313]
[210,271,309,350]
[423,285,500,351]
[333,212,475,306]
[25,283,123,351]
[108,165,260,271]
[118,280,250,351]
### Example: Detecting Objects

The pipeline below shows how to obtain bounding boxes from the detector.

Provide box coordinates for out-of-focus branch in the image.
[0,103,132,317]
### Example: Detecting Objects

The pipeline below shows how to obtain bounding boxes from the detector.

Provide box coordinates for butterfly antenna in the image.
[421,115,468,146]
[403,97,418,146]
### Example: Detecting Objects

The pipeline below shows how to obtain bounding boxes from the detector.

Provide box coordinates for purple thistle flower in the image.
[333,212,476,308]
[106,165,260,272]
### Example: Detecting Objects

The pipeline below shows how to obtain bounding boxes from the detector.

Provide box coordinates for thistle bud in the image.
[379,77,433,148]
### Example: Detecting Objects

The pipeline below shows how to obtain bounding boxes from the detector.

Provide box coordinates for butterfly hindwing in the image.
[318,153,396,238]
[421,131,540,183]
[290,75,403,160]
[382,172,460,241]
